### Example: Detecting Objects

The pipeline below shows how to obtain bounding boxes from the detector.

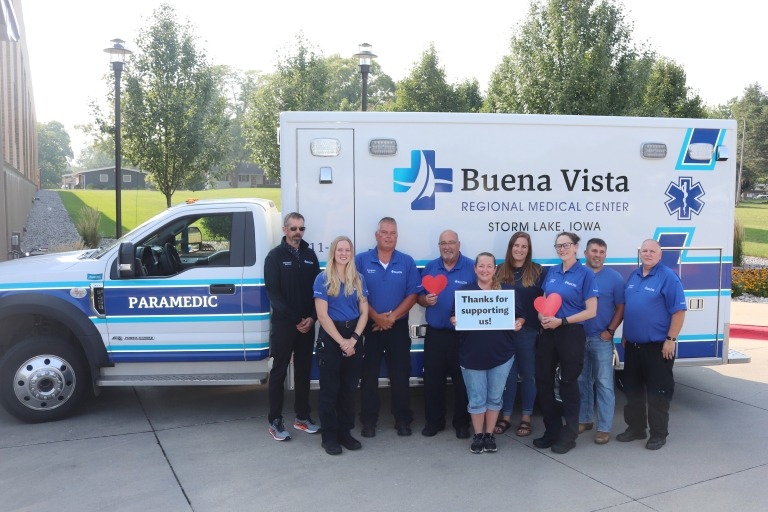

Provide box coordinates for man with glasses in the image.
[356,217,421,437]
[264,212,321,441]
[417,230,474,439]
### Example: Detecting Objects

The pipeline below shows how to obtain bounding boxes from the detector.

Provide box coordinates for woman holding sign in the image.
[313,236,369,456]
[533,232,598,455]
[451,252,524,454]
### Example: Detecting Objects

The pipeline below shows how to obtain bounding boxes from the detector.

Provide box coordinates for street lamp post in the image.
[104,38,132,238]
[353,43,377,112]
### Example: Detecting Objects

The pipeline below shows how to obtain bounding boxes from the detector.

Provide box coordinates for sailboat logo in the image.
[393,150,453,210]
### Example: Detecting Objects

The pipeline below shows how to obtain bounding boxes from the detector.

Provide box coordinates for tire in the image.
[0,336,89,423]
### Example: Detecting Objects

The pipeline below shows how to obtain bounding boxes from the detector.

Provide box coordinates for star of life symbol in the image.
[665,177,705,220]
[393,150,452,210]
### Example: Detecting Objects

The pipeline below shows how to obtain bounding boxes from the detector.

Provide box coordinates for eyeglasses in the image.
[288,226,306,232]
[438,240,458,247]
[554,242,574,250]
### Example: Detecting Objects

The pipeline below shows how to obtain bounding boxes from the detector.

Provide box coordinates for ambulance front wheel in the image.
[0,336,89,423]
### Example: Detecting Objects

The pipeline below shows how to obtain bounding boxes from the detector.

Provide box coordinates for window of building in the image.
[100,174,108,182]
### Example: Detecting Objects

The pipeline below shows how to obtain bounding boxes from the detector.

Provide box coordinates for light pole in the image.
[353,43,377,112]
[103,38,132,238]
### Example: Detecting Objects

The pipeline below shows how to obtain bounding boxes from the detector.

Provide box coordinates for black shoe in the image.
[455,426,471,439]
[470,433,484,454]
[645,436,666,450]
[396,423,412,436]
[321,441,342,455]
[483,433,497,453]
[551,438,576,454]
[616,428,647,442]
[361,424,376,438]
[533,435,556,449]
[339,435,362,451]
[421,424,443,437]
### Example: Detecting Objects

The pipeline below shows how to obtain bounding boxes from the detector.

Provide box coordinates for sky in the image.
[17,0,766,159]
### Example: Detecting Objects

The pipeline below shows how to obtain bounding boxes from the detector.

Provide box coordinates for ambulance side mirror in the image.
[118,242,136,278]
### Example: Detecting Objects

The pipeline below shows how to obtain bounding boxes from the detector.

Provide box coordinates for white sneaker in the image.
[269,419,291,441]
[293,417,320,434]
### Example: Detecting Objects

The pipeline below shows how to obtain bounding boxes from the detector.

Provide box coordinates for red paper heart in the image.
[422,274,448,295]
[534,293,562,317]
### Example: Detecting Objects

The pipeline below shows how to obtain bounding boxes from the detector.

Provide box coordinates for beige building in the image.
[1,0,38,260]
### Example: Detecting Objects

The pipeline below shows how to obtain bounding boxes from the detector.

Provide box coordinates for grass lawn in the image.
[736,200,768,258]
[58,189,768,257]
[58,188,280,237]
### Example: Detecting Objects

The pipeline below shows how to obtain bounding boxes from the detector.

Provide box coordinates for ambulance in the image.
[0,112,744,422]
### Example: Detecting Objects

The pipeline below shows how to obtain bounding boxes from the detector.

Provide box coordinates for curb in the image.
[730,324,768,340]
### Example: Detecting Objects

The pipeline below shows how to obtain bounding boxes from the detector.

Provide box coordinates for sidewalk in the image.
[730,300,768,340]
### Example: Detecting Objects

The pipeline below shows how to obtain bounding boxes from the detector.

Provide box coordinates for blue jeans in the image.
[501,326,537,416]
[461,357,515,415]
[578,335,616,432]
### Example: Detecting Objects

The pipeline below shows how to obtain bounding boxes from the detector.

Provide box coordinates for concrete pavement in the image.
[1,303,767,512]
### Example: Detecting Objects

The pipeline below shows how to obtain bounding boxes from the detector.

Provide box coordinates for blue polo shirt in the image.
[313,273,369,322]
[583,266,625,336]
[623,263,686,343]
[355,248,422,320]
[542,260,598,322]
[421,253,476,330]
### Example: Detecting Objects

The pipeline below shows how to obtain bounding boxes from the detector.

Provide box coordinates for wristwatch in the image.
[561,317,569,326]
[665,336,677,342]
[351,332,361,341]
[607,328,616,336]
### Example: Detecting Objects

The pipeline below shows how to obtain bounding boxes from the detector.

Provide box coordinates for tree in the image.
[393,44,458,112]
[485,0,648,115]
[243,35,333,182]
[633,58,705,118]
[213,66,261,187]
[121,3,230,207]
[731,84,768,191]
[37,121,73,188]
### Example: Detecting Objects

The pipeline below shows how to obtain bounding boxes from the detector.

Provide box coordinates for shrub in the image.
[76,206,102,248]
[732,268,768,297]
[733,218,744,268]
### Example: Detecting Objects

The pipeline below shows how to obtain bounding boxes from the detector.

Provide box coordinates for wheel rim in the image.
[13,355,76,410]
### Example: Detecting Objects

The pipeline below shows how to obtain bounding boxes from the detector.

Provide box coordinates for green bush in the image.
[76,206,102,248]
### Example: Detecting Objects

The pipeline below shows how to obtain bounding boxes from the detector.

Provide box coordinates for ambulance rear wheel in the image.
[0,336,88,423]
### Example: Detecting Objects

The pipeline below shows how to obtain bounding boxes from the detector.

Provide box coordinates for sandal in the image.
[494,419,512,435]
[516,421,532,437]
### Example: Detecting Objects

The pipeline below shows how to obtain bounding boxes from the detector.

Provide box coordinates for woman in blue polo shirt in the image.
[533,232,597,455]
[313,236,369,456]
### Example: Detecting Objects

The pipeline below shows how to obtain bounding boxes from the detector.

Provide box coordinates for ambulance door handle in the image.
[210,284,236,295]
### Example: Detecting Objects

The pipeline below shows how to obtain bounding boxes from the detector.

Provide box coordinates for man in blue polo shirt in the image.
[617,239,686,450]
[578,238,625,445]
[417,229,475,439]
[356,217,422,437]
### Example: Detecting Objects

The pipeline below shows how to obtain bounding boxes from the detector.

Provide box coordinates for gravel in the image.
[19,190,768,303]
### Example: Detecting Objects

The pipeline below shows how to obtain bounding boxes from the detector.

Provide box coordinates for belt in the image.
[333,318,359,329]
[626,340,664,348]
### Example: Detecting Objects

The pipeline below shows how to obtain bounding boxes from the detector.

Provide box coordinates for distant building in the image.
[1,0,38,261]
[62,167,147,190]
[214,162,277,188]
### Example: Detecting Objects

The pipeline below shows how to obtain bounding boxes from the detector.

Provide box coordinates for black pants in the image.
[423,327,470,429]
[536,324,586,443]
[623,341,675,439]
[317,322,363,444]
[268,320,314,423]
[360,319,413,427]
